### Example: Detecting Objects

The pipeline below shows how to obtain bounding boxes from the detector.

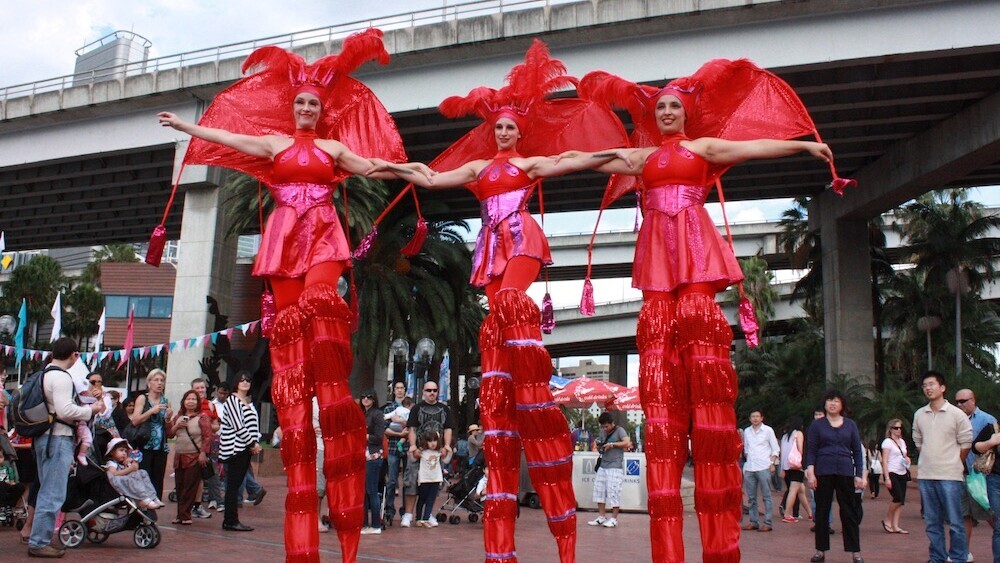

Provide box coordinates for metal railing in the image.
[1,0,575,102]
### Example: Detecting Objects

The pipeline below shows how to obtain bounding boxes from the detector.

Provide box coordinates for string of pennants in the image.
[0,319,263,365]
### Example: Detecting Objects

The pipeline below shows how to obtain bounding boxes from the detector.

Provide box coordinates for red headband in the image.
[652,81,697,112]
[294,83,324,101]
[493,107,527,133]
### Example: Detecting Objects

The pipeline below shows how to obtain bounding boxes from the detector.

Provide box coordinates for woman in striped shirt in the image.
[219,372,261,532]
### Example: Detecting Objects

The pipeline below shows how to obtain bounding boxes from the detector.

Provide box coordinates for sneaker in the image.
[782,515,798,524]
[27,545,65,558]
[601,518,618,528]
[318,522,330,533]
[208,501,218,510]
[253,488,267,506]
[428,515,439,527]
[215,504,225,513]
[360,527,382,535]
[587,516,607,526]
[192,505,213,519]
[759,524,773,532]
[400,513,413,528]
[969,553,975,562]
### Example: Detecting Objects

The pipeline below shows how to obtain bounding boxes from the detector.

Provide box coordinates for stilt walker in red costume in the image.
[559,59,855,563]
[370,40,628,562]
[154,29,414,563]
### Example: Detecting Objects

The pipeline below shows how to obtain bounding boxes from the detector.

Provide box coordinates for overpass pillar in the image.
[819,215,874,385]
[165,140,235,406]
[609,354,628,387]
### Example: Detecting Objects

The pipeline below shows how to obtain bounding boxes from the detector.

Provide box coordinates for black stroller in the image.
[57,430,161,549]
[436,452,485,525]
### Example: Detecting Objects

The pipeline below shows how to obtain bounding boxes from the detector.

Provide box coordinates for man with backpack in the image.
[24,338,103,558]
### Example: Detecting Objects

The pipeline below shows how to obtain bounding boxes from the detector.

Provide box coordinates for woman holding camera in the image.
[169,390,214,525]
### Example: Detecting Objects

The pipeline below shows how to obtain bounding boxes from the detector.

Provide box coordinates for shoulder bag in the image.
[892,438,911,481]
[122,394,153,450]
[181,416,216,480]
[973,422,1000,474]
[787,431,803,470]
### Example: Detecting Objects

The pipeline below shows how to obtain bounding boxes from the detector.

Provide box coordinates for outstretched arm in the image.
[552,148,653,176]
[157,112,276,158]
[689,138,832,167]
[520,148,632,179]
[371,158,482,189]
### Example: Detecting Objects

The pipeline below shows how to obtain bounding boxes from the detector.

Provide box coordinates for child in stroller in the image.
[103,438,165,510]
[436,451,486,525]
[56,433,162,550]
[0,448,26,526]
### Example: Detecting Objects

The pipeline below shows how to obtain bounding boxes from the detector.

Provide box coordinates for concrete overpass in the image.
[1,0,998,391]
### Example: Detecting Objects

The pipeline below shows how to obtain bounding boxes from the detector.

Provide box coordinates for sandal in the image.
[894,528,909,534]
[881,520,892,533]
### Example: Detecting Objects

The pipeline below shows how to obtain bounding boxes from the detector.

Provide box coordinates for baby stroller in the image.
[436,452,485,525]
[57,430,161,550]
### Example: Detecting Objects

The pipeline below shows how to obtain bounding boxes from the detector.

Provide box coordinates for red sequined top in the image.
[632,141,743,293]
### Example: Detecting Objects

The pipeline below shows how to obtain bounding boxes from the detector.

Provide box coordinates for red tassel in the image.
[351,227,377,260]
[260,288,276,338]
[400,218,428,257]
[579,278,595,316]
[540,292,555,334]
[738,296,760,348]
[145,225,167,267]
[829,177,858,196]
[349,282,359,333]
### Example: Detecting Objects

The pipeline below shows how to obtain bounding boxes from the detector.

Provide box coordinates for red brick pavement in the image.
[2,473,991,562]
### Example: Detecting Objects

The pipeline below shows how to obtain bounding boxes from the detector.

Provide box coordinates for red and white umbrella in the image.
[606,386,641,411]
[552,376,626,409]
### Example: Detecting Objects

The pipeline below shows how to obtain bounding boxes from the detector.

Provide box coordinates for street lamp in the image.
[413,338,436,397]
[465,374,481,425]
[389,337,410,398]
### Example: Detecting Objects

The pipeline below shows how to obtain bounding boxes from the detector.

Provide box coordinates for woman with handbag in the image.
[780,416,812,523]
[880,418,910,534]
[130,369,172,499]
[169,390,214,525]
[971,421,1000,562]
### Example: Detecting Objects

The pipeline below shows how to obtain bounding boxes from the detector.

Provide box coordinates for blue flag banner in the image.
[13,299,26,367]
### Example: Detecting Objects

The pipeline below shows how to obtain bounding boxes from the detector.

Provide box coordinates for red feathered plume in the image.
[439,86,500,120]
[506,39,576,105]
[331,28,391,78]
[579,70,655,126]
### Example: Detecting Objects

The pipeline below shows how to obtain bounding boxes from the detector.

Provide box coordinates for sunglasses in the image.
[956,399,971,405]
[424,388,438,393]
[890,426,902,430]
[239,377,252,383]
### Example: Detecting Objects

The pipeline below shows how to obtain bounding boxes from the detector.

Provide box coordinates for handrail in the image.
[1,0,566,102]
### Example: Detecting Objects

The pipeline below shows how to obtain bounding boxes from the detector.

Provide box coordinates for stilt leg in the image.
[494,289,576,563]
[300,284,365,563]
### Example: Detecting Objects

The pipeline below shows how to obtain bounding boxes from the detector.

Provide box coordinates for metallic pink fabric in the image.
[632,144,742,294]
[470,186,551,288]
[253,183,350,279]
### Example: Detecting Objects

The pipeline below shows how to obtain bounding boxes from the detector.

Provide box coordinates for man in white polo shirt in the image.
[913,371,973,563]
[742,409,780,532]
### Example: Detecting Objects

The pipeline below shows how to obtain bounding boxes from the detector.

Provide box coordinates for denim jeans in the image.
[29,434,75,549]
[744,468,773,526]
[985,473,1000,563]
[919,479,967,563]
[415,482,440,520]
[237,464,262,503]
[364,459,383,528]
[384,449,405,519]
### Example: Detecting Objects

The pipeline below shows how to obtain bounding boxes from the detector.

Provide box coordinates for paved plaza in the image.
[2,466,992,562]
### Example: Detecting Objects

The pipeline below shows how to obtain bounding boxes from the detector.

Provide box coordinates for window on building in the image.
[105,295,173,318]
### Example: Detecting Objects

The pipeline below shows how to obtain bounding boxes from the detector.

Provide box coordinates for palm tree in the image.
[0,255,64,346]
[894,189,1000,381]
[80,243,139,286]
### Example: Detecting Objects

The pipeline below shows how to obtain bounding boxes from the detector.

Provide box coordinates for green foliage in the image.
[0,255,64,329]
[62,283,104,342]
[81,243,139,286]
[728,256,776,333]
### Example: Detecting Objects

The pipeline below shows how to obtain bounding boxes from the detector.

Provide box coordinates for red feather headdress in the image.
[182,28,404,186]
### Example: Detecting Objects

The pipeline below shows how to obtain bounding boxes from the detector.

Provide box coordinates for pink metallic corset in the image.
[269,183,335,217]
[480,187,530,227]
[643,184,709,216]
[471,187,531,280]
